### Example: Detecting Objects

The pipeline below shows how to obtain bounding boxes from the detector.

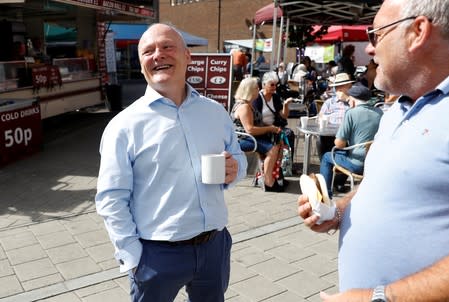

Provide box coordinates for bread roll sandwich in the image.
[299,173,335,223]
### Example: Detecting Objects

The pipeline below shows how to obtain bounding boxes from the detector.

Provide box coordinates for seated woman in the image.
[231,77,282,192]
[252,71,296,158]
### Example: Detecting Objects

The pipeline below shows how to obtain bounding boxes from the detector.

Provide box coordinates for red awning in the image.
[254,3,283,25]
[314,25,369,42]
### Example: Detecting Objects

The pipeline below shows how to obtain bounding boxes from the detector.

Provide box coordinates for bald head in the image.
[138,23,187,58]
[137,23,191,105]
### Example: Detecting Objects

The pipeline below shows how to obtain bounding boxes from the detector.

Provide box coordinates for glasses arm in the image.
[367,16,417,34]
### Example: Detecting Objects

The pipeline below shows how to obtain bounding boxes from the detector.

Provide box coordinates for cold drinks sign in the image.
[186,54,232,110]
[0,100,42,167]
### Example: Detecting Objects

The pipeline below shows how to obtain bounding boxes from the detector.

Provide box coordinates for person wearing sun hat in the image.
[319,83,384,198]
[315,73,355,160]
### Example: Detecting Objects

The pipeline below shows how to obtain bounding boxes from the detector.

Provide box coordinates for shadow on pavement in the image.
[0,107,115,228]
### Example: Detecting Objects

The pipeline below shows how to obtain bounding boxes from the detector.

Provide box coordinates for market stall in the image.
[0,0,155,119]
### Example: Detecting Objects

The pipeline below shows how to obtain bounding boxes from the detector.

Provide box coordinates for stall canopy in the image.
[314,25,369,42]
[108,24,208,46]
[279,0,382,25]
[254,3,283,25]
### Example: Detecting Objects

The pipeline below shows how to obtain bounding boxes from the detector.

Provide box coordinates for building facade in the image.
[159,0,273,53]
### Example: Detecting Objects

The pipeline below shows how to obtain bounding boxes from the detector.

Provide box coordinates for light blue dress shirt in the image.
[338,75,449,290]
[96,84,247,272]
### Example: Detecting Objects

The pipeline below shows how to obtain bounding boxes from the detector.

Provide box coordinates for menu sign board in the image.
[186,54,232,110]
[0,101,42,167]
[31,66,62,90]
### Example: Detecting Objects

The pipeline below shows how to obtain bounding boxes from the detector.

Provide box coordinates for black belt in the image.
[143,230,218,246]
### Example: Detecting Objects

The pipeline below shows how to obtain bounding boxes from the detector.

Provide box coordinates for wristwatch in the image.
[371,285,387,302]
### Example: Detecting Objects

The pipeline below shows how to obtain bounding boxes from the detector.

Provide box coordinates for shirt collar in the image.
[331,95,345,104]
[397,75,449,114]
[143,83,199,106]
[435,74,449,95]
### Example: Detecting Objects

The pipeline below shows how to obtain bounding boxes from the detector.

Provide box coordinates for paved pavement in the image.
[0,106,342,302]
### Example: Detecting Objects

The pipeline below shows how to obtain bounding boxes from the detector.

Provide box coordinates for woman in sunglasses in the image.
[252,71,296,162]
[231,77,283,192]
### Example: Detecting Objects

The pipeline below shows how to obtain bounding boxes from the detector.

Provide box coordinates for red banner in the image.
[53,0,154,17]
[0,102,42,167]
[186,54,232,110]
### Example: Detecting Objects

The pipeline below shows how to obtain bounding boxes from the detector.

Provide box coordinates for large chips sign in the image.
[186,54,232,110]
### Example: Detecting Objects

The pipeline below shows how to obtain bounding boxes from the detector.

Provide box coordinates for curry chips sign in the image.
[186,54,232,111]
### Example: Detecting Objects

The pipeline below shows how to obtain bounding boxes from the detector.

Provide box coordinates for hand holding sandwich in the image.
[298,175,356,233]
[297,195,340,233]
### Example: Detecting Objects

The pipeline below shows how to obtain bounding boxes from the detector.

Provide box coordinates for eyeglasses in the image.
[366,16,417,47]
[267,83,277,87]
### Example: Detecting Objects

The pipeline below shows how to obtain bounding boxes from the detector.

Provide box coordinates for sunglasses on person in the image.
[366,16,417,47]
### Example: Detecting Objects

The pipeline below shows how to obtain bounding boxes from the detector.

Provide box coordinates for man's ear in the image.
[408,16,432,52]
[185,48,192,65]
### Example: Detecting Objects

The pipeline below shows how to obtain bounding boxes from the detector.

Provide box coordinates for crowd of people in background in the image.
[229,41,390,195]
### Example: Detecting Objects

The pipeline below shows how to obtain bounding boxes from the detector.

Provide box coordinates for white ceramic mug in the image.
[201,154,225,184]
[319,117,328,130]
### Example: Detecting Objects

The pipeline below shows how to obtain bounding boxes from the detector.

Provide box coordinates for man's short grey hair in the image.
[400,0,449,40]
[262,71,279,86]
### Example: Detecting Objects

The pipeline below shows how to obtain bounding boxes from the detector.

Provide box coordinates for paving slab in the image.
[14,258,58,282]
[5,244,47,265]
[0,109,342,301]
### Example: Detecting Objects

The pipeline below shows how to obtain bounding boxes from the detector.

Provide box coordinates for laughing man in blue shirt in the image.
[96,23,247,302]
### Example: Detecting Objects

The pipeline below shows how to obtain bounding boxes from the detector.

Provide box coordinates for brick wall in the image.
[159,0,273,53]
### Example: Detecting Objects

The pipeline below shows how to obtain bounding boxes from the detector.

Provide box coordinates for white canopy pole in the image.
[283,17,290,64]
[270,0,278,70]
[276,15,284,66]
[250,24,256,76]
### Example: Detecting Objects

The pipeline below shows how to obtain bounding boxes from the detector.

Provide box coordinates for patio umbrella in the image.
[254,3,283,25]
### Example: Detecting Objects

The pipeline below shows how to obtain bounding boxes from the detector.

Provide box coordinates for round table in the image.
[297,120,340,175]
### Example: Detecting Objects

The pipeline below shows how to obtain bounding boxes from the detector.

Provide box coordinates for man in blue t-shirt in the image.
[298,0,449,301]
[319,84,383,198]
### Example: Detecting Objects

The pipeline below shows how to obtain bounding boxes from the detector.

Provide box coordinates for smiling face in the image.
[138,24,191,100]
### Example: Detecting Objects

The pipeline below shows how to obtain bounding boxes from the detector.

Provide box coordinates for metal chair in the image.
[235,131,261,186]
[235,131,257,152]
[330,140,373,192]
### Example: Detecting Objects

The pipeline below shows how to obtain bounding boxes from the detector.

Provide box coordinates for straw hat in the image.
[328,73,355,87]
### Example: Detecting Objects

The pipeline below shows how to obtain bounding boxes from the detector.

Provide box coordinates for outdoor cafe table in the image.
[297,121,340,175]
